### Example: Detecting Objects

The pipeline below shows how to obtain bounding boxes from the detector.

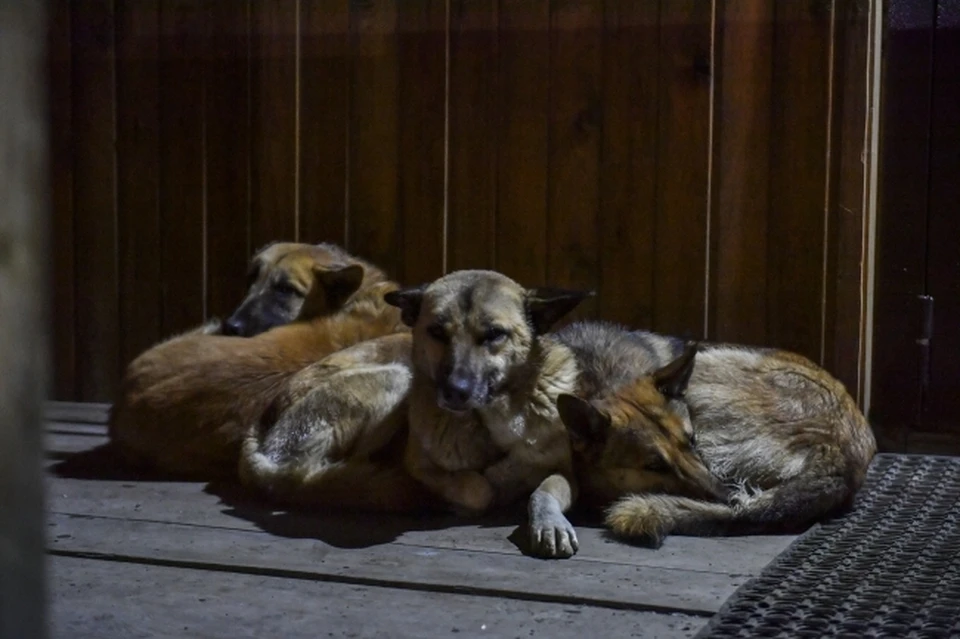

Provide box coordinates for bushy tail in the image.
[606,474,854,547]
[240,436,439,514]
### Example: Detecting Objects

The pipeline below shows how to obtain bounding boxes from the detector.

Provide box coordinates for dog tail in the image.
[605,473,855,547]
[240,437,438,514]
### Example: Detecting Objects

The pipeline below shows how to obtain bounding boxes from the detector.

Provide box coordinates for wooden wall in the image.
[47,0,873,403]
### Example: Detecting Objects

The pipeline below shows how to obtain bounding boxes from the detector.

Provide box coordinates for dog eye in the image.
[427,324,449,343]
[481,327,509,345]
[274,281,303,297]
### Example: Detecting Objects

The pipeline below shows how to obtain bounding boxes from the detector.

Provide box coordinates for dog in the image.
[387,270,591,559]
[239,270,590,557]
[553,322,877,547]
[108,242,407,479]
[238,332,441,513]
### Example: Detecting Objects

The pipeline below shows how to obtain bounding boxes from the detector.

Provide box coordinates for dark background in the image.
[45,0,875,426]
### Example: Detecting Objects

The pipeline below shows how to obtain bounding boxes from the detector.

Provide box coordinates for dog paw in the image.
[528,494,579,559]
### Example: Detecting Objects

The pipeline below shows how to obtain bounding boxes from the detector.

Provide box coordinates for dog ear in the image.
[384,284,427,327]
[525,288,594,335]
[653,341,698,398]
[556,393,610,444]
[315,264,365,309]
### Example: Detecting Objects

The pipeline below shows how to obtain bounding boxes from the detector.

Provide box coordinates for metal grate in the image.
[697,454,960,638]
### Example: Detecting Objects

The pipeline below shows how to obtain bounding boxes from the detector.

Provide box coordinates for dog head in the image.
[556,342,729,503]
[222,242,367,337]
[385,270,590,414]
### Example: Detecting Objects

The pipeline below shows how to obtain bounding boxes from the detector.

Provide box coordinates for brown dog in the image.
[554,322,877,547]
[239,270,591,558]
[239,332,439,513]
[109,242,407,478]
[388,271,590,559]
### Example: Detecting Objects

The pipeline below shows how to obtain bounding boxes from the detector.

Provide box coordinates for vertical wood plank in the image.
[0,3,48,633]
[299,0,349,247]
[709,0,773,345]
[447,0,498,273]
[397,0,447,284]
[116,0,161,365]
[496,0,549,287]
[250,0,298,247]
[348,0,400,276]
[598,0,659,329]
[653,0,712,338]
[823,0,870,399]
[924,0,960,435]
[869,0,933,451]
[547,0,602,320]
[159,0,205,335]
[72,0,119,401]
[205,0,252,320]
[47,0,76,400]
[766,0,833,360]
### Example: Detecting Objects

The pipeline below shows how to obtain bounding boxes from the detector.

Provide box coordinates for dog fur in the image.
[108,243,406,478]
[238,332,440,513]
[386,270,591,559]
[554,322,877,547]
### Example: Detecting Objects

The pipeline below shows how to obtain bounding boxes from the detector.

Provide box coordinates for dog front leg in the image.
[527,473,579,559]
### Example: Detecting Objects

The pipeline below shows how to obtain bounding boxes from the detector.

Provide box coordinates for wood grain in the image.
[47,0,77,400]
[447,0,498,273]
[869,0,933,451]
[709,0,773,346]
[397,0,447,284]
[496,0,550,287]
[348,0,401,277]
[598,0,659,330]
[159,0,205,336]
[43,458,796,576]
[766,0,833,360]
[72,0,119,401]
[547,0,603,320]
[299,0,349,247]
[923,0,960,436]
[250,0,298,247]
[823,0,870,399]
[48,512,751,616]
[653,0,712,338]
[49,555,707,639]
[116,0,161,365]
[204,0,252,321]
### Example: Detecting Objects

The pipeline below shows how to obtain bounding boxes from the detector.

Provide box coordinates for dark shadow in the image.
[205,479,546,551]
[50,441,608,556]
[48,443,215,483]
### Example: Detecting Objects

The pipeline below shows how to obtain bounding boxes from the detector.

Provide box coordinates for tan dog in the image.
[109,242,407,478]
[386,271,590,559]
[239,332,439,513]
[554,323,877,547]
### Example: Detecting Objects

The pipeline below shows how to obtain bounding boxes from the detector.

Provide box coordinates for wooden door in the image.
[871,0,960,453]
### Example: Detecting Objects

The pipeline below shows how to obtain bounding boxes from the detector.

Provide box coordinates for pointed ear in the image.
[556,393,610,444]
[383,284,427,327]
[525,288,594,335]
[315,264,365,308]
[653,341,698,398]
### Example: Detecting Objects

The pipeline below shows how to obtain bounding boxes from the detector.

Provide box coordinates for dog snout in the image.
[440,375,473,412]
[223,317,246,336]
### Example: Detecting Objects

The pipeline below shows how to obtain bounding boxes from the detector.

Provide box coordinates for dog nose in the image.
[222,317,245,336]
[441,376,472,409]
